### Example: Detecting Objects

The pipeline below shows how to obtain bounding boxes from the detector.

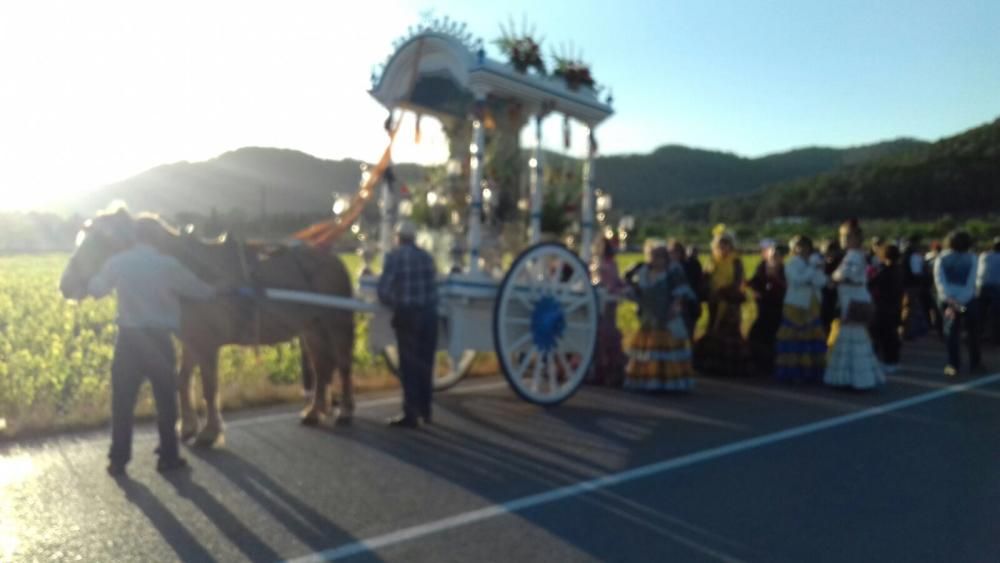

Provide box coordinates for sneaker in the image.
[156,457,189,473]
[944,365,958,377]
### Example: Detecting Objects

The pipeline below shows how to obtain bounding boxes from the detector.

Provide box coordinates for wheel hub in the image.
[531,296,566,352]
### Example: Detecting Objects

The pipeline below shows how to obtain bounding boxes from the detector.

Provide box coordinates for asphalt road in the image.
[2,339,999,563]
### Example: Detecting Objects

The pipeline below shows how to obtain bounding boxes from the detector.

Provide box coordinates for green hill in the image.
[593,139,926,213]
[701,117,1000,222]
[64,137,929,220]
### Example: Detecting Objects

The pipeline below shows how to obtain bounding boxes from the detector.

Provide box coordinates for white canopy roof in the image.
[370,31,613,126]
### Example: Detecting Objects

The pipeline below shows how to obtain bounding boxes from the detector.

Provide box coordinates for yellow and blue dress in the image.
[625,264,696,391]
[775,255,828,382]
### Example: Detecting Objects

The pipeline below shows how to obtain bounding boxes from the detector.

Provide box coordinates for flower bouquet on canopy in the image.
[494,18,546,75]
[552,46,596,91]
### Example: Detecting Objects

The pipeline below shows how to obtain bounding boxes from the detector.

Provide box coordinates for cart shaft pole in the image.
[263,289,380,313]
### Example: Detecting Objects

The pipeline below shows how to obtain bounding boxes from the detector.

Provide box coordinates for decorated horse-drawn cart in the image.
[349,21,615,405]
[58,19,616,449]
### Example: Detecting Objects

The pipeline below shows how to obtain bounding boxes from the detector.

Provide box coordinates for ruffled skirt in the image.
[626,328,695,392]
[823,322,885,390]
[775,300,827,382]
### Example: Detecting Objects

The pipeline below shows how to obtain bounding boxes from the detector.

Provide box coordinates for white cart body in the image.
[357,22,613,404]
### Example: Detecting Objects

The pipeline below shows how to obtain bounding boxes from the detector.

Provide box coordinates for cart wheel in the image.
[493,243,598,405]
[381,346,477,391]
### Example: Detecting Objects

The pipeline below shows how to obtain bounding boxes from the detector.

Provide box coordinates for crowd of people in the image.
[589,220,1000,392]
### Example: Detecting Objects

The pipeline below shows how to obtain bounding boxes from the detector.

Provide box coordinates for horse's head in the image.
[59,208,136,300]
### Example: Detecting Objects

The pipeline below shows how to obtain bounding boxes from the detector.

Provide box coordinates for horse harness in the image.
[230,238,328,348]
[234,238,263,352]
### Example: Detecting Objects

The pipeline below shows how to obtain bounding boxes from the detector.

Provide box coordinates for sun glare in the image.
[391,113,450,166]
[0,0,417,212]
[0,454,36,489]
[0,453,37,559]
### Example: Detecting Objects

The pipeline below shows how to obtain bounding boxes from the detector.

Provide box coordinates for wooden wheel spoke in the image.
[560,294,593,315]
[513,350,537,380]
[508,332,533,355]
[530,353,544,391]
[546,351,559,391]
[553,351,572,384]
[514,291,534,311]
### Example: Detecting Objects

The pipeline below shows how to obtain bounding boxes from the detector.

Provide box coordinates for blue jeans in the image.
[392,306,438,420]
[109,328,179,466]
[943,301,981,370]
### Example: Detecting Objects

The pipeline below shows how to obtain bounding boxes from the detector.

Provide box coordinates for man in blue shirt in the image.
[377,220,438,428]
[86,221,218,475]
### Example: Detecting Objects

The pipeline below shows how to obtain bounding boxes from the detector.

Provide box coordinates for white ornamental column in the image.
[528,112,545,244]
[580,126,597,263]
[466,91,488,275]
[378,167,395,258]
[529,113,544,245]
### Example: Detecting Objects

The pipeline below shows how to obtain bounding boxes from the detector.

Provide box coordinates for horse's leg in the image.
[178,345,200,442]
[300,329,331,426]
[333,315,355,425]
[194,348,224,447]
[299,336,331,416]
[300,336,316,401]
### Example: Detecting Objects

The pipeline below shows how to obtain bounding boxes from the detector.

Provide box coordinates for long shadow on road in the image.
[114,476,218,563]
[321,344,997,562]
[162,468,283,563]
[328,391,764,562]
[189,447,384,561]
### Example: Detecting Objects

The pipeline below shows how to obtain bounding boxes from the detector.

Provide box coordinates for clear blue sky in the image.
[417,0,1000,156]
[1,0,998,209]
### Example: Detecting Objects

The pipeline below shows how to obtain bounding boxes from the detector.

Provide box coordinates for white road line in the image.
[285,372,1000,563]
[889,374,1000,399]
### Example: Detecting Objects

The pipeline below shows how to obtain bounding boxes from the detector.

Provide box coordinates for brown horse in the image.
[59,208,355,445]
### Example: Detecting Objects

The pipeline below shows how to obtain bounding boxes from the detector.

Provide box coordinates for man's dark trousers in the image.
[393,306,438,421]
[109,328,180,466]
[944,302,981,370]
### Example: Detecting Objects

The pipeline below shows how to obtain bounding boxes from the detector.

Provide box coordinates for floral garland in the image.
[553,56,595,91]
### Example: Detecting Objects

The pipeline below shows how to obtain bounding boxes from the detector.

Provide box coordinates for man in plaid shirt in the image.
[378,220,438,428]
